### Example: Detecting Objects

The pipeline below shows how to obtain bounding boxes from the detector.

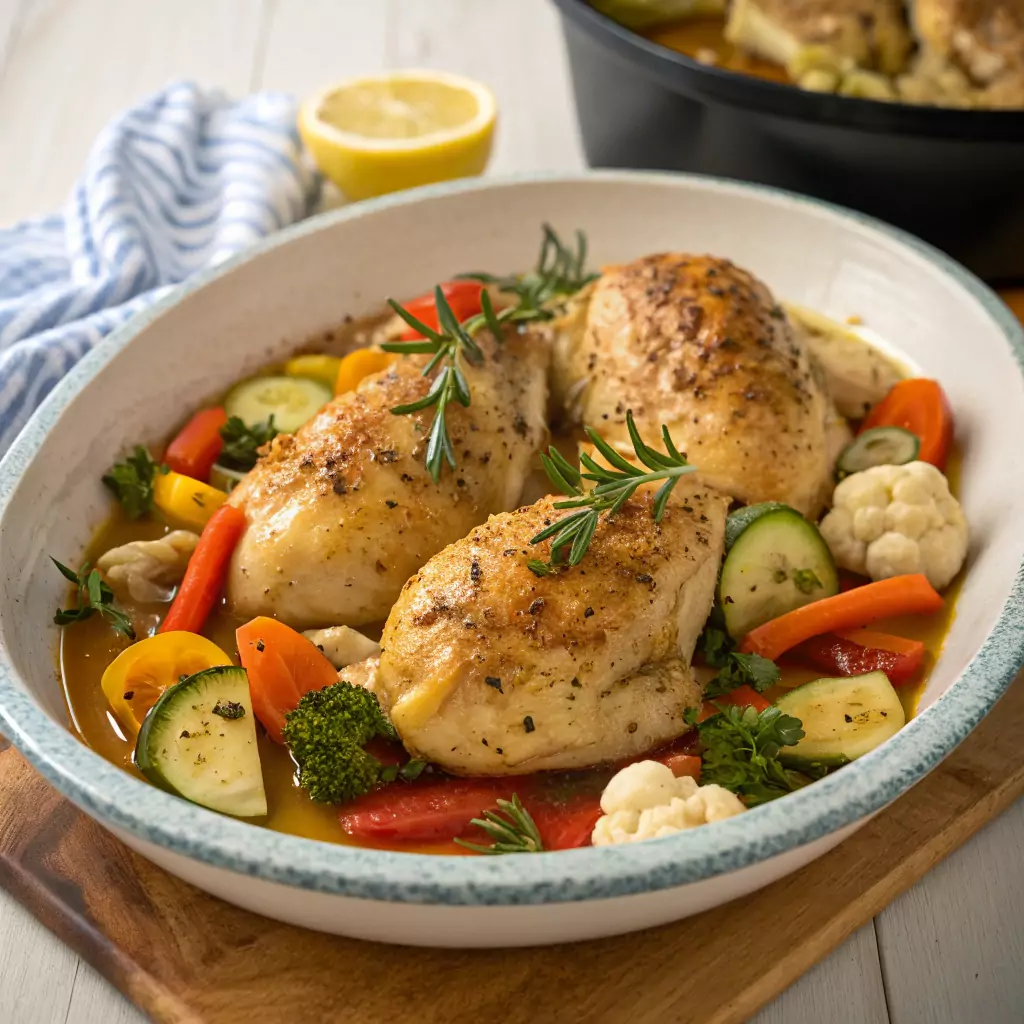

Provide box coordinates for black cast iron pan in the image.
[552,0,1024,282]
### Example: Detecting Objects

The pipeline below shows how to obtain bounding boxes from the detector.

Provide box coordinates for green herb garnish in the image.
[218,415,278,472]
[381,226,596,482]
[686,703,807,807]
[454,794,544,855]
[212,700,246,720]
[51,558,135,640]
[101,446,167,519]
[699,625,780,700]
[528,410,696,573]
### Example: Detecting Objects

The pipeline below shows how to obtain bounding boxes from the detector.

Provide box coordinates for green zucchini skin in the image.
[837,426,919,477]
[224,375,332,434]
[718,503,839,639]
[775,670,905,765]
[135,665,267,818]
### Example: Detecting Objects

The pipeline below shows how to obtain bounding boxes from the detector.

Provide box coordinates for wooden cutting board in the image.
[2,673,1023,1024]
[2,288,1022,1024]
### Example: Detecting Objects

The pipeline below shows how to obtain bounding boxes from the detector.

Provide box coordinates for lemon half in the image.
[299,70,497,201]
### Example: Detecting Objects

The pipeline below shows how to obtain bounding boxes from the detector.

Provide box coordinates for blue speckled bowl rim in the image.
[1,171,1022,907]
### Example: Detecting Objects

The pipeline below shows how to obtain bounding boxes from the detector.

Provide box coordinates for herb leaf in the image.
[102,446,168,519]
[51,558,135,640]
[696,703,808,806]
[383,226,596,481]
[528,410,696,573]
[218,415,278,472]
[454,794,545,855]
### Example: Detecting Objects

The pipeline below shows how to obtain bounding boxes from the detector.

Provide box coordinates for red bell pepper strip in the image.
[164,407,227,482]
[159,504,246,637]
[399,281,485,340]
[698,684,773,722]
[739,574,943,662]
[859,379,953,470]
[792,630,925,686]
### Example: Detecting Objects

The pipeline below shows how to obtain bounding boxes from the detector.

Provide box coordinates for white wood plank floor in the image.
[0,2,1021,1021]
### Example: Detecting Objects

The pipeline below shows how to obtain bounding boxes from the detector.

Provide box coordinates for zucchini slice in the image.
[209,462,248,493]
[224,375,332,434]
[718,503,839,639]
[837,426,919,477]
[135,665,267,818]
[775,670,905,767]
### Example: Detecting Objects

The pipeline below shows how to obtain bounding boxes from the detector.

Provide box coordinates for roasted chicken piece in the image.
[226,331,548,630]
[726,0,912,80]
[376,488,727,774]
[911,0,1024,105]
[550,255,837,518]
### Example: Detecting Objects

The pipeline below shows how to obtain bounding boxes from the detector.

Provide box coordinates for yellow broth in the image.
[58,318,961,854]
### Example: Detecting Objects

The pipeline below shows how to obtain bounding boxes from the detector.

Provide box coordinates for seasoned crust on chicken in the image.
[377,488,727,774]
[550,254,837,518]
[226,330,549,630]
[726,0,913,76]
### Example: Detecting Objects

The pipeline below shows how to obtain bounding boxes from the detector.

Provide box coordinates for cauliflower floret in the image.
[96,530,199,603]
[819,461,968,590]
[302,625,381,670]
[591,761,746,846]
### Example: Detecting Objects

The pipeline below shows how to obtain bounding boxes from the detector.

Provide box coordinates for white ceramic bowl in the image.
[2,173,1023,947]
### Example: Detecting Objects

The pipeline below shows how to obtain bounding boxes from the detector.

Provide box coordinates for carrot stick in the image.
[164,407,227,482]
[159,504,246,635]
[739,574,943,661]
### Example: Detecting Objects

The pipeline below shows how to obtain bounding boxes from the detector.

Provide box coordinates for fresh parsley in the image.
[51,558,135,640]
[686,703,807,806]
[218,415,278,472]
[699,624,780,700]
[101,446,167,519]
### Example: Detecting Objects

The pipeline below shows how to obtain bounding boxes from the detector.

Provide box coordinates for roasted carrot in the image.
[164,407,227,482]
[739,574,943,661]
[158,504,246,636]
[236,616,338,743]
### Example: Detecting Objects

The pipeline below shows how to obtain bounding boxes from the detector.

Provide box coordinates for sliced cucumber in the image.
[209,462,248,493]
[837,427,919,477]
[718,503,839,639]
[224,375,332,434]
[135,666,267,818]
[775,671,905,766]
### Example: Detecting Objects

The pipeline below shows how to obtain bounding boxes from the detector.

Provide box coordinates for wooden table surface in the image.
[0,2,1022,1022]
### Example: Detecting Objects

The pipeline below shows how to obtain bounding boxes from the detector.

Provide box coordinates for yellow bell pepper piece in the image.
[284,354,343,390]
[334,347,398,395]
[153,470,228,531]
[101,632,233,735]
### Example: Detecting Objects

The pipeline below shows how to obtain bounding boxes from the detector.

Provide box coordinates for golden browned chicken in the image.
[910,0,1024,105]
[225,331,548,630]
[549,255,838,518]
[376,488,727,774]
[725,0,912,80]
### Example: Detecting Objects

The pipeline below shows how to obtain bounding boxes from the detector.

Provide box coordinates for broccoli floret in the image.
[282,680,398,804]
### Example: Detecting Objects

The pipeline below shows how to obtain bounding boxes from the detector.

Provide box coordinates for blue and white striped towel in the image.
[0,81,317,455]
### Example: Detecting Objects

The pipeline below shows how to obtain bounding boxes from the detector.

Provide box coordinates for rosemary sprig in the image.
[380,287,482,482]
[529,410,696,573]
[51,558,136,640]
[381,226,597,481]
[457,223,599,324]
[454,794,545,855]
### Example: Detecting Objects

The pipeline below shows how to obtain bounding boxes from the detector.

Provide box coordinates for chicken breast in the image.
[911,0,1024,103]
[377,488,727,774]
[550,254,837,518]
[726,0,912,77]
[226,330,549,629]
